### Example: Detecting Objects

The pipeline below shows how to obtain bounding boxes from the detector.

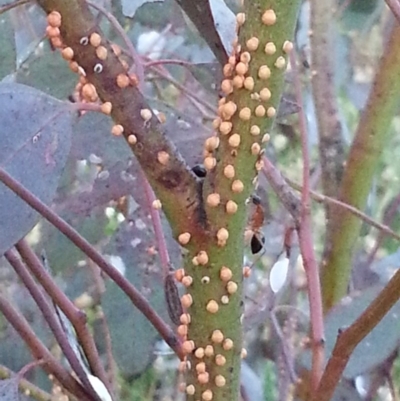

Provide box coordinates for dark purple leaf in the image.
[0,83,73,255]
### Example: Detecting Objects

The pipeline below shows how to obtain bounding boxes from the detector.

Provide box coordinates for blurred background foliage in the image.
[1,0,400,400]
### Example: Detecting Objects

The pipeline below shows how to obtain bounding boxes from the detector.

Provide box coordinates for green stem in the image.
[321,23,400,313]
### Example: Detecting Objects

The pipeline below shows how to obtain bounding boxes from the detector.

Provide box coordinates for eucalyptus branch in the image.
[313,267,400,401]
[0,167,183,360]
[4,248,100,401]
[36,0,202,238]
[0,292,91,400]
[15,239,110,394]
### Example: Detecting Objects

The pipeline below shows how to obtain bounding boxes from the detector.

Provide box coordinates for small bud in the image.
[89,32,102,47]
[258,65,271,80]
[177,325,188,337]
[226,200,238,214]
[111,124,124,136]
[178,232,191,245]
[215,354,226,366]
[236,12,246,26]
[232,75,244,88]
[196,362,206,373]
[255,159,264,171]
[204,156,217,170]
[47,11,61,28]
[224,165,235,179]
[239,107,251,121]
[227,281,238,294]
[235,62,248,76]
[211,330,224,343]
[223,338,234,350]
[275,56,286,69]
[206,300,219,313]
[157,151,170,165]
[255,105,266,117]
[260,88,271,101]
[116,73,130,88]
[250,125,261,136]
[220,266,233,282]
[241,348,248,358]
[243,77,254,90]
[221,79,233,95]
[207,193,220,207]
[182,340,195,354]
[219,121,233,135]
[182,276,193,287]
[221,295,229,304]
[152,199,162,209]
[262,9,277,25]
[217,228,229,246]
[175,268,185,282]
[111,43,121,56]
[243,266,251,277]
[205,136,220,151]
[96,46,108,60]
[251,143,261,155]
[197,251,209,265]
[264,42,277,55]
[246,37,259,51]
[180,313,191,325]
[46,26,60,38]
[240,52,251,63]
[198,372,210,384]
[228,133,241,148]
[61,47,74,61]
[283,40,294,53]
[202,389,213,401]
[267,107,276,117]
[204,345,214,357]
[186,385,195,395]
[223,63,233,77]
[181,294,193,308]
[262,133,271,143]
[215,375,226,387]
[101,102,112,115]
[232,180,244,193]
[195,347,205,359]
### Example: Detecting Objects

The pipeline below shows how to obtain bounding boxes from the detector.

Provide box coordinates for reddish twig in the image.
[0,167,184,360]
[15,239,111,395]
[0,292,91,400]
[291,50,325,392]
[4,248,100,401]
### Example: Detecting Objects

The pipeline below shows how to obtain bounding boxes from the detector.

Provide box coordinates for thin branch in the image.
[15,240,111,395]
[385,0,400,24]
[313,266,400,401]
[0,364,52,401]
[0,167,184,360]
[291,50,324,392]
[0,0,30,14]
[0,292,91,400]
[4,248,100,401]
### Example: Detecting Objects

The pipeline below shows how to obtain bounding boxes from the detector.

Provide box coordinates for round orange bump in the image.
[207,193,220,207]
[140,108,152,121]
[182,340,195,354]
[283,40,294,53]
[251,143,261,155]
[177,324,188,337]
[220,266,233,282]
[255,159,264,171]
[236,12,246,26]
[243,77,255,91]
[197,251,209,265]
[240,52,251,63]
[181,294,193,308]
[224,165,235,179]
[250,125,261,136]
[178,232,191,245]
[89,32,101,47]
[100,102,112,115]
[96,46,108,60]
[215,375,226,387]
[223,338,234,350]
[260,88,271,101]
[264,42,277,55]
[204,345,214,357]
[111,43,121,56]
[235,62,248,76]
[255,105,266,117]
[241,348,248,359]
[186,384,195,395]
[223,63,233,77]
[232,75,244,88]
[111,124,124,136]
[198,372,209,384]
[61,47,74,61]
[217,228,229,246]
[157,151,170,165]
[258,65,271,80]
[47,11,61,28]
[204,156,216,170]
[50,36,63,48]
[157,111,166,123]
[178,361,188,372]
[239,107,251,121]
[202,389,213,401]
[219,121,233,135]
[195,348,205,359]
[275,56,286,69]
[69,61,79,73]
[220,102,237,120]
[196,362,206,373]
[182,276,193,287]
[211,330,224,344]
[206,300,219,314]
[228,133,241,148]
[246,37,259,51]
[175,268,185,282]
[152,199,162,209]
[221,79,233,95]
[226,200,238,214]
[262,133,271,143]
[262,9,277,25]
[232,180,244,193]
[201,276,210,284]
[221,295,229,304]
[227,281,238,294]
[116,73,130,88]
[267,107,276,117]
[180,313,191,325]
[215,354,226,366]
[243,266,251,277]
[204,136,220,151]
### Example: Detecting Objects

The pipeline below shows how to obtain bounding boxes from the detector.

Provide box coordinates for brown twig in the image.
[15,240,111,395]
[291,50,324,392]
[0,292,91,400]
[0,0,30,14]
[4,248,100,401]
[0,167,184,360]
[313,266,400,401]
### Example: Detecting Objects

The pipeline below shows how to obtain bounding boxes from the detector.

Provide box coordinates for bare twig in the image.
[0,0,30,14]
[291,50,324,392]
[0,292,91,400]
[4,248,100,401]
[0,167,184,360]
